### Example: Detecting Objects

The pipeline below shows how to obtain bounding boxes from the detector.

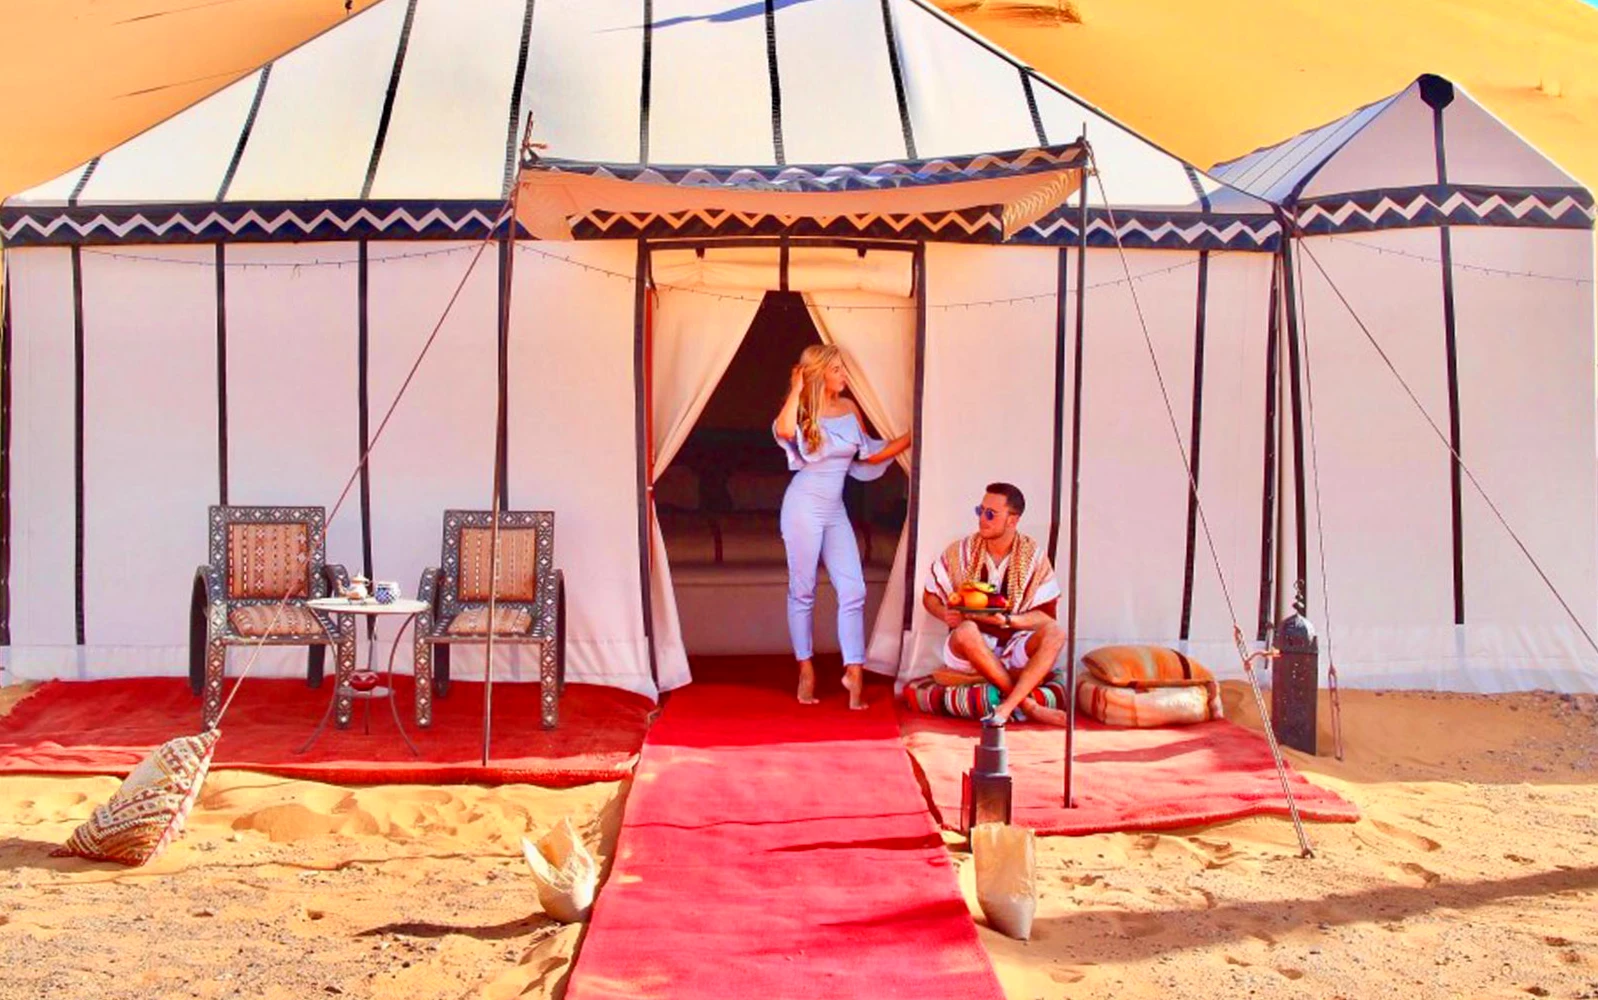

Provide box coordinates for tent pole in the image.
[483,118,531,766]
[1063,143,1090,809]
[634,241,659,692]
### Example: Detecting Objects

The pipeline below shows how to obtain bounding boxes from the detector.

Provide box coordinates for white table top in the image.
[307,597,429,616]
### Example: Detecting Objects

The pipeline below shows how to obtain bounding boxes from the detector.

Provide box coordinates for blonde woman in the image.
[773,345,912,707]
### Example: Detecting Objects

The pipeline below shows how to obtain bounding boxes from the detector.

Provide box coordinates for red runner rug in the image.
[901,712,1359,836]
[566,683,1003,1000]
[0,677,651,785]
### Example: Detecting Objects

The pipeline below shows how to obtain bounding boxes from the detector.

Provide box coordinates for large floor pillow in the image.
[1082,644,1215,687]
[54,730,220,865]
[1076,674,1223,727]
[902,675,1071,721]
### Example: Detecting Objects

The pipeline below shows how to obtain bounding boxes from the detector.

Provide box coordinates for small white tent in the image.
[0,0,1590,707]
[1213,73,1598,691]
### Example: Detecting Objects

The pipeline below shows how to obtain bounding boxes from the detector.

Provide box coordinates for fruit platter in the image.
[946,579,1009,615]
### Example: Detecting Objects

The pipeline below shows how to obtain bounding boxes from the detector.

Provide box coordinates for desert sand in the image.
[3,681,1597,999]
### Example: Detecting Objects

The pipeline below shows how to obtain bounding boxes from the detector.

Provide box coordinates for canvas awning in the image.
[514,144,1087,242]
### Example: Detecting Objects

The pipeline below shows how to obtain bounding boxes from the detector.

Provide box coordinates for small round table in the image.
[299,597,429,756]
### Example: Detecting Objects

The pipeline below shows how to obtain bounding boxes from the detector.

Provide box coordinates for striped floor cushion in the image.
[1077,674,1222,727]
[902,674,1071,721]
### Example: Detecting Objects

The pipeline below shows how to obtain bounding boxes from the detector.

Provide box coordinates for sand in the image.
[960,681,1598,999]
[4,680,1598,998]
[0,682,626,1000]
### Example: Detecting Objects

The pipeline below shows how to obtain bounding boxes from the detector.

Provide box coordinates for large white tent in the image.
[0,1,1591,707]
[1213,73,1597,691]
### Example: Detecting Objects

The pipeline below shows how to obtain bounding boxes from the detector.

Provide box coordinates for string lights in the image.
[66,228,1592,317]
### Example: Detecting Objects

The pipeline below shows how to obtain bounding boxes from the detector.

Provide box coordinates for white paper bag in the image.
[972,822,1037,940]
[522,817,598,923]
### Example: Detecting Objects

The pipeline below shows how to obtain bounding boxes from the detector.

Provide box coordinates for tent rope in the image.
[1295,239,1598,660]
[1290,244,1346,761]
[1093,163,1315,858]
[210,208,507,728]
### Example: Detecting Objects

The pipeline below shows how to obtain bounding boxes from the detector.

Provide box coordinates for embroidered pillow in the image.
[54,730,220,866]
[1082,645,1215,688]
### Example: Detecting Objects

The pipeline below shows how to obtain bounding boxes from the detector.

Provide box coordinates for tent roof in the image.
[1211,74,1594,235]
[1,0,1277,251]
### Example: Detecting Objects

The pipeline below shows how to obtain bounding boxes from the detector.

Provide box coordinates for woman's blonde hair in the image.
[795,344,843,454]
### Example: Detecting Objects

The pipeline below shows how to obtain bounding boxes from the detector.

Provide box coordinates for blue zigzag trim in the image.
[0,200,514,247]
[1292,184,1595,235]
[523,144,1088,193]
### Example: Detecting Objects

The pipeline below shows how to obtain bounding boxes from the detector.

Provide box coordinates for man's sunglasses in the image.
[974,505,1009,522]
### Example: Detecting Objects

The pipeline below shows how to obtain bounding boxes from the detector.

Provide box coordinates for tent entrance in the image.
[659,291,907,661]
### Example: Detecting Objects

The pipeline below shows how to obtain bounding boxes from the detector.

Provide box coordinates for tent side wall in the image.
[903,243,1275,682]
[0,240,655,698]
[1290,227,1598,692]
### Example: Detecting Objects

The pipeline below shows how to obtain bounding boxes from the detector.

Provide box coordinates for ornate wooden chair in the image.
[189,506,355,729]
[413,510,566,729]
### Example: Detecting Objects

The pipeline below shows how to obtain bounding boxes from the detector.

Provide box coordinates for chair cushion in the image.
[1081,645,1215,688]
[458,527,539,602]
[902,674,1071,720]
[54,731,219,866]
[1077,674,1223,727]
[229,604,325,638]
[226,522,311,600]
[446,605,535,637]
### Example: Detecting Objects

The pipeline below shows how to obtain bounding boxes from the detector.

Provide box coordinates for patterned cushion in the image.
[1082,645,1215,688]
[446,605,535,637]
[229,604,325,638]
[458,527,539,602]
[902,674,1071,721]
[1077,674,1223,727]
[226,522,311,600]
[54,730,220,866]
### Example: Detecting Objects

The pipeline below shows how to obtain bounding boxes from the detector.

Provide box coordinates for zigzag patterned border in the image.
[1013,209,1283,251]
[1294,184,1595,235]
[571,206,1005,242]
[525,144,1088,193]
[0,200,513,247]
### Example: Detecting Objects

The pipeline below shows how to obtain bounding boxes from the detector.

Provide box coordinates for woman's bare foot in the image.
[797,660,819,705]
[842,664,868,710]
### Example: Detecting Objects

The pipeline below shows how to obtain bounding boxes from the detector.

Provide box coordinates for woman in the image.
[773,344,912,708]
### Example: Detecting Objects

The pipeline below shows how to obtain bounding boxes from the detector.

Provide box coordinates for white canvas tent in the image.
[1213,73,1598,691]
[0,1,1591,706]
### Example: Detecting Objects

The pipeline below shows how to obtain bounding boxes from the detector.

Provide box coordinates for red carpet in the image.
[0,677,652,785]
[901,712,1360,836]
[566,683,1003,1000]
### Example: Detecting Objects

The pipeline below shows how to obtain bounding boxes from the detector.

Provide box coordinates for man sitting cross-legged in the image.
[922,482,1070,726]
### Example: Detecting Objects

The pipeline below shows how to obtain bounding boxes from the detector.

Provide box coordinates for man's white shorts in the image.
[942,629,1034,675]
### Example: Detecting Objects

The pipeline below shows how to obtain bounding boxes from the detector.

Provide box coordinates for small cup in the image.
[374,580,400,605]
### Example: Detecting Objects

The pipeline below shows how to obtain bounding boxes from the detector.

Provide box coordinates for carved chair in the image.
[189,506,355,729]
[413,510,565,729]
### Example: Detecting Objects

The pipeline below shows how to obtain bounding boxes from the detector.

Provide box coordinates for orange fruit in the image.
[964,591,989,610]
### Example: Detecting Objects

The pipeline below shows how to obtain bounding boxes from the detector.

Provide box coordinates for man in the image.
[923,483,1070,725]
